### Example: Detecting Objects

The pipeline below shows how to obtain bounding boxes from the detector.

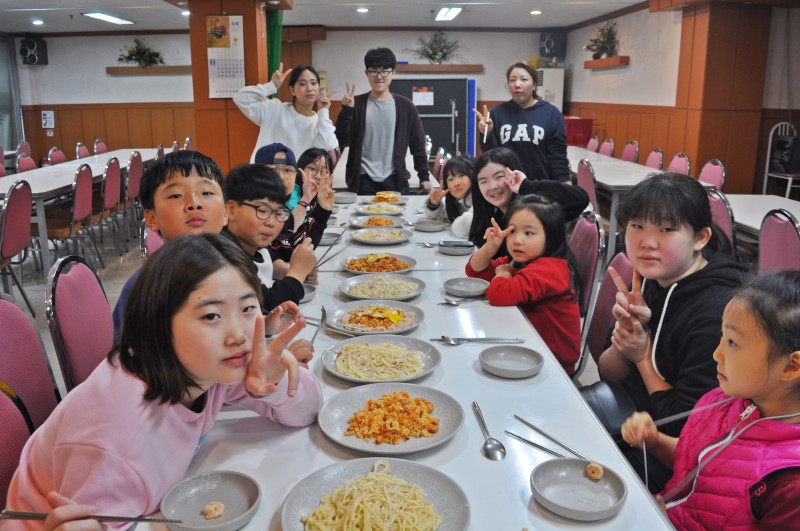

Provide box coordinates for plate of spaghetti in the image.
[317,382,464,454]
[364,191,405,204]
[321,335,441,383]
[339,273,425,301]
[351,228,412,245]
[348,215,406,229]
[326,300,423,335]
[355,203,405,216]
[341,253,416,274]
[281,458,470,531]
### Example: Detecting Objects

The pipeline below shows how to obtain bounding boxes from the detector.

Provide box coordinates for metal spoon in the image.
[472,401,506,461]
[438,336,525,345]
[310,306,326,344]
[438,297,479,306]
[416,242,435,248]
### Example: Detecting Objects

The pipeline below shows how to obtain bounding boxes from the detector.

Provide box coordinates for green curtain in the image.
[266,10,283,99]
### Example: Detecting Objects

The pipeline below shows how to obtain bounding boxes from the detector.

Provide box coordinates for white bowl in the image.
[161,471,261,531]
[299,283,316,304]
[479,345,544,379]
[438,243,474,256]
[414,219,448,232]
[444,277,489,298]
[334,192,357,204]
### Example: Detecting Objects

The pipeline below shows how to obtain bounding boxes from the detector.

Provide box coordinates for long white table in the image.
[139,196,671,530]
[332,147,427,191]
[0,148,158,273]
[726,194,800,236]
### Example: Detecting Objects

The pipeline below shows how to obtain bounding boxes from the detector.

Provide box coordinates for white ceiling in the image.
[0,0,641,34]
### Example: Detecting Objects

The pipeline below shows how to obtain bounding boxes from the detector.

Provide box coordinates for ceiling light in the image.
[356,7,369,13]
[82,12,134,25]
[181,10,190,16]
[268,0,281,4]
[530,10,542,16]
[435,7,462,21]
[32,18,44,26]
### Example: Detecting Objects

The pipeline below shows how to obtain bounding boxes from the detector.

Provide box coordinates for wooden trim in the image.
[22,102,194,111]
[564,2,650,32]
[12,30,189,38]
[326,26,542,33]
[583,56,630,70]
[396,64,484,73]
[105,66,192,76]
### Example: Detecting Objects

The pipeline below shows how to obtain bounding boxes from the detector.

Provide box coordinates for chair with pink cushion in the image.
[93,138,109,154]
[15,153,37,173]
[122,151,144,239]
[586,135,599,152]
[47,146,68,166]
[329,147,341,170]
[0,146,6,178]
[155,143,165,159]
[576,158,599,212]
[645,147,664,170]
[171,140,180,153]
[599,138,615,157]
[569,211,606,321]
[75,142,90,159]
[667,152,691,175]
[698,159,726,191]
[91,157,127,256]
[139,222,164,260]
[708,189,735,249]
[620,140,639,163]
[0,179,36,316]
[759,209,800,274]
[0,382,33,509]
[0,292,59,429]
[46,255,114,391]
[183,137,193,151]
[15,140,31,158]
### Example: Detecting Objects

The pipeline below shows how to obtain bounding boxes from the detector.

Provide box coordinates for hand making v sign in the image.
[342,82,356,108]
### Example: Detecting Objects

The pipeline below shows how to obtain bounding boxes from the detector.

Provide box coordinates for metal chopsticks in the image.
[513,414,589,460]
[504,431,565,458]
[1,510,181,524]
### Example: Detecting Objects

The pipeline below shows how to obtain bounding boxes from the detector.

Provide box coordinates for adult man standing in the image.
[336,47,431,194]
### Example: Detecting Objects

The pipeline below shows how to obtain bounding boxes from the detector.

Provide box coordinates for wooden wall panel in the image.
[687,5,710,110]
[666,108,687,164]
[703,4,738,109]
[127,109,154,149]
[81,110,107,148]
[59,110,85,157]
[697,110,731,164]
[732,6,772,109]
[726,111,762,194]
[195,109,230,169]
[227,110,260,166]
[150,108,177,147]
[104,109,131,149]
[173,108,196,147]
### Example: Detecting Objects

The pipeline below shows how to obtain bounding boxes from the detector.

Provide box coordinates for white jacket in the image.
[423,192,473,239]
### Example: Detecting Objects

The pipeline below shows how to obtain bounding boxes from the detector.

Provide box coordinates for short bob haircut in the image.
[226,164,286,204]
[618,172,734,257]
[140,150,227,211]
[468,147,525,248]
[505,61,538,86]
[113,233,263,404]
[296,148,332,187]
[441,155,475,222]
[364,47,396,69]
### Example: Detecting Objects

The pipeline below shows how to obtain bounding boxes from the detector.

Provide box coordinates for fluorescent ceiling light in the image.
[82,12,134,25]
[181,10,190,16]
[530,10,542,16]
[356,7,369,13]
[32,18,44,25]
[435,7,462,21]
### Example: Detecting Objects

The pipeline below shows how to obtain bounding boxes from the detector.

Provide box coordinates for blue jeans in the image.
[358,173,410,195]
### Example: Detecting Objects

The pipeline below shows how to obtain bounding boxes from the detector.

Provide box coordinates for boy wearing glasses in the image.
[336,47,431,195]
[224,164,316,310]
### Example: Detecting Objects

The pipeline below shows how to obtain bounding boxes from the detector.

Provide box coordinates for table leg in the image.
[606,192,620,265]
[34,198,52,274]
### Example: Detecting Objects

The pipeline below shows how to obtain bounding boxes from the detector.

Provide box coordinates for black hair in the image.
[468,147,525,248]
[288,64,320,87]
[364,47,397,69]
[226,164,286,204]
[140,150,226,211]
[506,62,538,87]
[296,148,332,187]
[731,271,800,366]
[617,172,734,257]
[114,233,262,405]
[441,155,475,222]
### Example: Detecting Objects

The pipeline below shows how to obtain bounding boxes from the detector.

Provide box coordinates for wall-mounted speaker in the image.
[20,38,48,65]
[539,32,566,58]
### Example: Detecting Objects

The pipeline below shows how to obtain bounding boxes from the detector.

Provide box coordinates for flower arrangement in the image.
[405,31,466,64]
[118,39,164,68]
[583,21,618,60]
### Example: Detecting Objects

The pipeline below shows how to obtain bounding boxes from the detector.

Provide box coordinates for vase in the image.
[592,52,602,60]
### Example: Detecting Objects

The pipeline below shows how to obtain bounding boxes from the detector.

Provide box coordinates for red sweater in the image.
[466,256,581,374]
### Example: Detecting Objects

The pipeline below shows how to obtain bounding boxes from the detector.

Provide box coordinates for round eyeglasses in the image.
[239,202,291,221]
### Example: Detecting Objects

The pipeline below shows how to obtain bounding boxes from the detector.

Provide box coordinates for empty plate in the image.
[334,192,357,204]
[438,243,474,256]
[479,346,544,378]
[161,471,261,531]
[414,219,447,232]
[530,459,627,521]
[444,278,489,298]
[299,283,316,304]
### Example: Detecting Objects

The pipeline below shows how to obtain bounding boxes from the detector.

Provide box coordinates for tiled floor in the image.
[3,228,601,398]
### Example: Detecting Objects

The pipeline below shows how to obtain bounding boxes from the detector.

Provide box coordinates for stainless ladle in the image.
[472,401,506,461]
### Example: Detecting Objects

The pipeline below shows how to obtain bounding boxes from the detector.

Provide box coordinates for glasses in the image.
[367,68,394,78]
[304,165,330,177]
[239,202,291,222]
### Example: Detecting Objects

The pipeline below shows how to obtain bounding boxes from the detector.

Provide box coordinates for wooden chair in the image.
[620,140,639,163]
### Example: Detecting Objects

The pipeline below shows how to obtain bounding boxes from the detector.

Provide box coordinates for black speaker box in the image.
[539,32,566,58]
[20,38,48,65]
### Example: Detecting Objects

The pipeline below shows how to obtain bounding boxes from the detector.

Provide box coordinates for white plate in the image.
[161,471,261,531]
[281,458,470,531]
[359,197,407,206]
[339,273,425,301]
[317,382,464,454]
[414,219,448,232]
[318,231,341,246]
[348,215,406,229]
[299,283,316,304]
[444,277,489,298]
[326,300,424,335]
[341,253,417,275]
[438,243,475,256]
[334,192,357,204]
[351,228,412,245]
[354,203,405,216]
[530,458,627,521]
[321,334,441,383]
[479,345,544,379]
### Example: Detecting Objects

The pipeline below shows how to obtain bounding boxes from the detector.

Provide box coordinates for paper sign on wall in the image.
[412,86,434,106]
[207,15,244,99]
[41,110,54,128]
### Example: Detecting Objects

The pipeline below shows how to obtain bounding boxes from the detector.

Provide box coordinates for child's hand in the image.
[473,105,493,137]
[494,263,514,278]
[502,167,527,194]
[342,82,356,108]
[264,301,301,335]
[609,268,651,328]
[317,186,335,211]
[482,218,512,254]
[271,62,292,88]
[299,168,319,203]
[610,316,651,364]
[428,186,448,206]
[44,491,102,531]
[246,315,304,397]
[317,88,335,110]
[304,268,319,286]
[288,238,317,280]
[621,411,659,450]
[288,339,314,368]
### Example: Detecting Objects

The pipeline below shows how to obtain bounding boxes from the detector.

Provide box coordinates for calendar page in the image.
[206,15,244,99]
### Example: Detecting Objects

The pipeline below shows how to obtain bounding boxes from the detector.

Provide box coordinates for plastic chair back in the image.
[699,159,726,191]
[0,293,58,429]
[102,157,121,212]
[0,383,33,509]
[16,140,31,158]
[708,189,735,248]
[620,140,639,163]
[576,159,598,212]
[126,151,143,203]
[645,147,664,170]
[1,180,33,261]
[75,142,90,159]
[15,153,37,173]
[48,147,67,166]
[599,138,615,157]
[668,152,691,175]
[586,135,599,152]
[569,211,606,318]
[72,165,94,224]
[46,255,113,391]
[759,209,800,274]
[139,222,164,260]
[94,138,108,154]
